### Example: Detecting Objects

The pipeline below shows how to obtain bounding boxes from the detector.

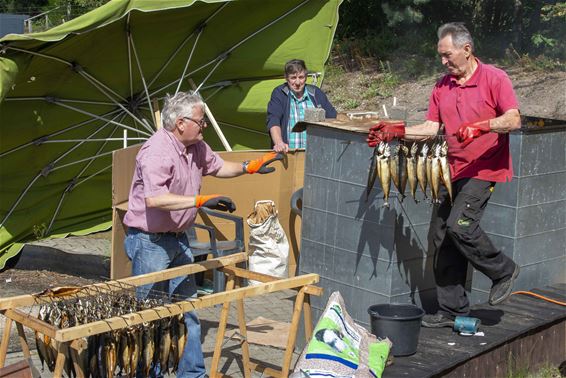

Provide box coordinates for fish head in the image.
[441,140,448,155]
[383,143,391,158]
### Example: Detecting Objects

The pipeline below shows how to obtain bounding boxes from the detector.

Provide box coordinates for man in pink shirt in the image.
[367,23,521,327]
[123,91,282,377]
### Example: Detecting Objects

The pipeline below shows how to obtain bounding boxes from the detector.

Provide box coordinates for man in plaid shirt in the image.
[267,59,337,152]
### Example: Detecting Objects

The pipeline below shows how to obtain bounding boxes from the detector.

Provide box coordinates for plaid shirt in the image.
[287,91,314,149]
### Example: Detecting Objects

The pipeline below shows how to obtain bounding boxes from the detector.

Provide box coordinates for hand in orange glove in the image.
[195,194,236,212]
[457,120,490,147]
[367,121,406,147]
[243,152,284,174]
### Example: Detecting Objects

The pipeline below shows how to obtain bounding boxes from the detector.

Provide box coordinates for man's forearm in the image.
[145,193,196,210]
[404,120,440,140]
[489,109,521,133]
[269,126,284,144]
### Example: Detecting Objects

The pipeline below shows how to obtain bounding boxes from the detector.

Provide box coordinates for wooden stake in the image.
[281,286,307,375]
[303,294,313,344]
[15,322,31,359]
[188,78,232,151]
[53,342,67,378]
[152,98,161,129]
[235,278,251,378]
[0,317,12,368]
[210,274,236,376]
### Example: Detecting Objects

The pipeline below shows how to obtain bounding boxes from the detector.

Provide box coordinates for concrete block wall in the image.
[299,124,566,328]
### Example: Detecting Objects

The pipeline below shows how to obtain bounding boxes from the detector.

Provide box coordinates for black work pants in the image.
[428,178,516,316]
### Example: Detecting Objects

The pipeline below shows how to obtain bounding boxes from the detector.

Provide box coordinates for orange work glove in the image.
[195,194,236,212]
[456,120,491,147]
[243,152,284,174]
[367,121,406,147]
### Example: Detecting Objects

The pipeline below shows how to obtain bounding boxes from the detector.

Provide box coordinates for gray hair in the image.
[284,59,308,77]
[438,22,474,52]
[161,91,204,131]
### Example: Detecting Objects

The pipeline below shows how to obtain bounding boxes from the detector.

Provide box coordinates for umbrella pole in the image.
[189,79,232,151]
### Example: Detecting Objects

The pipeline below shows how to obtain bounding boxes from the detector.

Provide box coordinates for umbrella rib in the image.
[0,175,42,228]
[150,0,310,98]
[127,12,134,99]
[128,32,155,128]
[146,31,196,92]
[49,111,126,167]
[4,97,116,106]
[226,0,311,55]
[0,112,125,228]
[4,45,151,131]
[51,100,153,137]
[193,56,226,93]
[149,60,217,99]
[0,108,122,158]
[148,2,228,93]
[5,45,126,103]
[51,150,116,172]
[175,28,203,95]
[76,71,152,131]
[217,121,269,136]
[46,114,126,235]
[42,138,147,143]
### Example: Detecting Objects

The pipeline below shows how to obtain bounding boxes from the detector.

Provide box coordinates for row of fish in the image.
[35,294,187,377]
[366,140,453,206]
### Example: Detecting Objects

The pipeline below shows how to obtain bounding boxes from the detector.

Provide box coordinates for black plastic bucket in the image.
[368,303,425,356]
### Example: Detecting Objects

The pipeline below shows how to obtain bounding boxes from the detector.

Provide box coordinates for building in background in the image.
[0,14,28,37]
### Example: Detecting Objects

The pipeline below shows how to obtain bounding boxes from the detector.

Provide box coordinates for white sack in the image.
[247,200,289,284]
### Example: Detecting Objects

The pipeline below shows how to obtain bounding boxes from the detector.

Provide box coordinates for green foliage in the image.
[0,0,49,14]
[335,0,565,67]
[343,98,361,110]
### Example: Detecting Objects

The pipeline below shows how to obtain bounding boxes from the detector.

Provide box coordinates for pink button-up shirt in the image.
[123,128,224,232]
[426,59,519,182]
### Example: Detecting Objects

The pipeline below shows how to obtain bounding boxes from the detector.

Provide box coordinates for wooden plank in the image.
[2,310,57,338]
[248,362,282,378]
[0,253,247,310]
[220,266,322,296]
[443,320,566,378]
[0,359,32,378]
[55,273,319,342]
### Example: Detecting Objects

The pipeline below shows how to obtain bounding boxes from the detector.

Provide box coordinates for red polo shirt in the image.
[426,59,519,182]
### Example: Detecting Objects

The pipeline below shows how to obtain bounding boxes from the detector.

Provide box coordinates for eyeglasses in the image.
[182,117,207,128]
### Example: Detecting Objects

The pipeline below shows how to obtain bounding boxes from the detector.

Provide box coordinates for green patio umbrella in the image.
[0,0,342,269]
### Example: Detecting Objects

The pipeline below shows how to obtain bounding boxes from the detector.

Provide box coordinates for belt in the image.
[131,228,185,238]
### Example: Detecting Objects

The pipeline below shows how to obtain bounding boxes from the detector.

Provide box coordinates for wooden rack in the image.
[0,253,322,377]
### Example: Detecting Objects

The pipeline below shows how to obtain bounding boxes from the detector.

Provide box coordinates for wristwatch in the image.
[242,160,250,173]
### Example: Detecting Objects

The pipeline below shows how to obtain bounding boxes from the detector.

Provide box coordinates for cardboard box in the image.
[111,146,304,279]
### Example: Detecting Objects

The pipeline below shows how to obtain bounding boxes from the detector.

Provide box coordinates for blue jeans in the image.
[125,228,207,378]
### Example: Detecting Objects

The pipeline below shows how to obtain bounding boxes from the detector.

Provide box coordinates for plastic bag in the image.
[247,200,289,284]
[291,291,391,378]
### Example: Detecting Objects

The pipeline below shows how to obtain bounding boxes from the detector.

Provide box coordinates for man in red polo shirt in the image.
[367,22,521,327]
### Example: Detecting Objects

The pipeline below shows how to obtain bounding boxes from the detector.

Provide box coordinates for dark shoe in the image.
[421,313,455,328]
[489,264,520,305]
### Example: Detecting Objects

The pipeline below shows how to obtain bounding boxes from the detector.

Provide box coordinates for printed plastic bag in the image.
[291,291,391,378]
[247,200,289,284]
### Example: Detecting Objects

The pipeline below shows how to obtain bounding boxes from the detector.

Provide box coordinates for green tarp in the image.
[0,0,341,268]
